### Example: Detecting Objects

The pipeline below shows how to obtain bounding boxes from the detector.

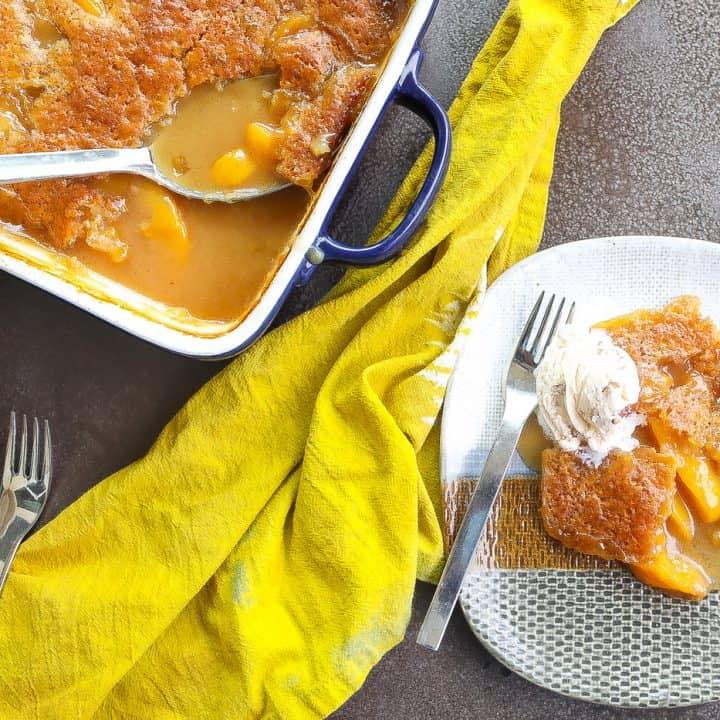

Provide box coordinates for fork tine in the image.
[18,414,28,478]
[537,297,567,363]
[29,417,39,482]
[567,301,576,324]
[2,412,15,489]
[42,421,52,489]
[518,291,545,351]
[529,293,556,356]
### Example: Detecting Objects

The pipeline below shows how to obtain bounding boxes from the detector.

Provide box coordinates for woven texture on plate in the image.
[462,570,720,708]
[444,476,615,571]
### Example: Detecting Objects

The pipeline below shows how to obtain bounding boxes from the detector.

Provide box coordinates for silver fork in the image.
[0,412,52,594]
[417,292,573,651]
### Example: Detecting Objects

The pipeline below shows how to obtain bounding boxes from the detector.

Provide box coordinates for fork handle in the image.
[417,407,533,651]
[0,534,23,595]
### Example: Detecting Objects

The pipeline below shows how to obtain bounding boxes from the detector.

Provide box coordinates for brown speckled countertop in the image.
[1,1,718,718]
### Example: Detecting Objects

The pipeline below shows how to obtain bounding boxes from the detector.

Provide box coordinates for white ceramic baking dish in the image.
[0,0,451,359]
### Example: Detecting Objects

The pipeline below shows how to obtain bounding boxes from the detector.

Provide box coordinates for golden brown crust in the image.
[0,0,404,252]
[13,178,126,250]
[689,345,720,396]
[704,414,720,464]
[182,0,283,87]
[319,0,405,61]
[277,63,373,188]
[652,375,713,447]
[603,297,720,455]
[274,29,338,95]
[541,446,678,564]
[601,296,720,413]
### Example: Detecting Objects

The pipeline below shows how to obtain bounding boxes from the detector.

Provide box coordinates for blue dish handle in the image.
[306,48,451,268]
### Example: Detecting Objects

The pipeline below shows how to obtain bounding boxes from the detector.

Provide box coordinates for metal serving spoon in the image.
[0,146,290,202]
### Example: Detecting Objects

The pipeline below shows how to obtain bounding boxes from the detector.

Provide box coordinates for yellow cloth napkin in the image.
[0,1,638,717]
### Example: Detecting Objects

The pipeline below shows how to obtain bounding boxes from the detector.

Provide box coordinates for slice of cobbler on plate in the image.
[538,296,720,600]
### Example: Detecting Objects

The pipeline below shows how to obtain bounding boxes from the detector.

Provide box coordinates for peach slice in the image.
[74,0,105,16]
[676,457,720,523]
[211,149,256,188]
[139,187,190,260]
[649,418,720,523]
[631,546,709,601]
[270,13,315,44]
[245,123,281,167]
[667,493,694,543]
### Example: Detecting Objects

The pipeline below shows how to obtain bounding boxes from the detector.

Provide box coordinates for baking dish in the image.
[0,0,451,359]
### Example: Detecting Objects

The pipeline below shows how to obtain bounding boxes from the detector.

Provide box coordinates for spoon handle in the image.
[0,147,155,185]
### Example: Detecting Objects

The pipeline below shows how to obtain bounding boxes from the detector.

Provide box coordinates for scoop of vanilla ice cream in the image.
[535,323,644,464]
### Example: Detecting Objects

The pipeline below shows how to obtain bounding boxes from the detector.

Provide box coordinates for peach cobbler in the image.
[537,296,720,600]
[0,0,408,321]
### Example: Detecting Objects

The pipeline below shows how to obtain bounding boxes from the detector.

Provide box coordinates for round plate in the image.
[442,236,720,709]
